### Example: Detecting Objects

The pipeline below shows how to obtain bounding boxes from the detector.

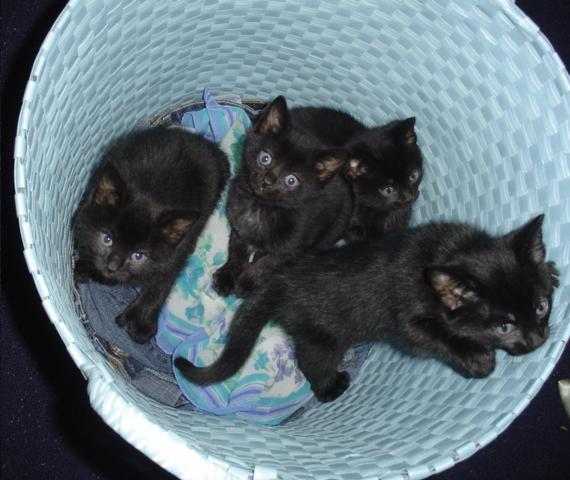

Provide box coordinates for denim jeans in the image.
[76,282,189,407]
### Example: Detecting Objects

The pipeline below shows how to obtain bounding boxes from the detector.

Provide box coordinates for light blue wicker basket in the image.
[14,1,570,479]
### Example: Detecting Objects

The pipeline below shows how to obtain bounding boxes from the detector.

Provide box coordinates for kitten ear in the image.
[425,266,478,311]
[92,164,125,207]
[505,214,546,265]
[159,210,199,245]
[255,96,289,135]
[391,117,417,145]
[345,158,369,179]
[314,149,351,184]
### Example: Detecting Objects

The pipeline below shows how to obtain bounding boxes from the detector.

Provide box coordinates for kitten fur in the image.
[213,96,353,298]
[73,127,229,342]
[290,107,423,241]
[176,215,558,402]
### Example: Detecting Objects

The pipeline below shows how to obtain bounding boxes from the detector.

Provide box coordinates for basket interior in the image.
[15,1,570,479]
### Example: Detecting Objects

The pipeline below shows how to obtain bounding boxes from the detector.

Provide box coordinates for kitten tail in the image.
[174,296,276,385]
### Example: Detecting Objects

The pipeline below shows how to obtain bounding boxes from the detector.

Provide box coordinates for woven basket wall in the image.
[15,1,570,479]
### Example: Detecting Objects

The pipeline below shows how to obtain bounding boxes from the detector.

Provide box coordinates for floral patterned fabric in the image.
[156,99,315,425]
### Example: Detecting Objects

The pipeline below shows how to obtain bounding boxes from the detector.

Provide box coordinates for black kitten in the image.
[213,96,352,297]
[345,118,423,240]
[291,107,423,241]
[73,127,229,342]
[176,215,559,402]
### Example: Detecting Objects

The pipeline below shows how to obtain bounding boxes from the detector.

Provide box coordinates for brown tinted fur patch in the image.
[439,288,463,310]
[94,175,120,206]
[429,271,477,311]
[161,218,194,244]
[315,152,349,183]
[345,158,368,179]
[404,130,417,145]
[257,106,283,135]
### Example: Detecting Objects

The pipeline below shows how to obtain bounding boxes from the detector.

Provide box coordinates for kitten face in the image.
[76,165,196,284]
[428,215,556,355]
[346,118,423,211]
[89,207,154,284]
[243,96,349,207]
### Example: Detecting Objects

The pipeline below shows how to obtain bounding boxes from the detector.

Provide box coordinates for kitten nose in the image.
[107,255,123,272]
[402,191,415,204]
[527,330,547,350]
[262,173,276,188]
[537,324,550,341]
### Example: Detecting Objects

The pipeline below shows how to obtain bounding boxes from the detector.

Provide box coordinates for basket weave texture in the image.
[15,1,570,479]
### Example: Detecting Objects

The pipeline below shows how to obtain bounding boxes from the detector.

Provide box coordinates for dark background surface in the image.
[1,1,569,479]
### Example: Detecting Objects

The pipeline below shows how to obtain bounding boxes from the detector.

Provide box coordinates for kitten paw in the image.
[72,259,93,284]
[235,272,257,298]
[346,225,366,242]
[457,349,496,378]
[213,267,236,297]
[115,310,128,327]
[127,319,157,344]
[546,261,560,288]
[116,307,157,343]
[314,371,350,403]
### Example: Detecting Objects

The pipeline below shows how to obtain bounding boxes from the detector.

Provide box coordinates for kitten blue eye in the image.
[409,169,420,184]
[535,297,549,316]
[131,251,146,262]
[257,151,272,166]
[101,233,113,246]
[497,323,515,335]
[284,175,299,187]
[380,185,396,196]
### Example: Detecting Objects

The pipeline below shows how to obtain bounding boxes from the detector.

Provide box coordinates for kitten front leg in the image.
[424,335,496,378]
[349,206,412,242]
[345,222,368,243]
[234,252,277,298]
[235,229,309,297]
[446,342,496,378]
[116,286,167,343]
[345,204,369,242]
[117,225,205,343]
[235,251,301,297]
[410,318,496,378]
[213,229,249,296]
[72,257,94,284]
[294,337,349,402]
[382,206,412,232]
